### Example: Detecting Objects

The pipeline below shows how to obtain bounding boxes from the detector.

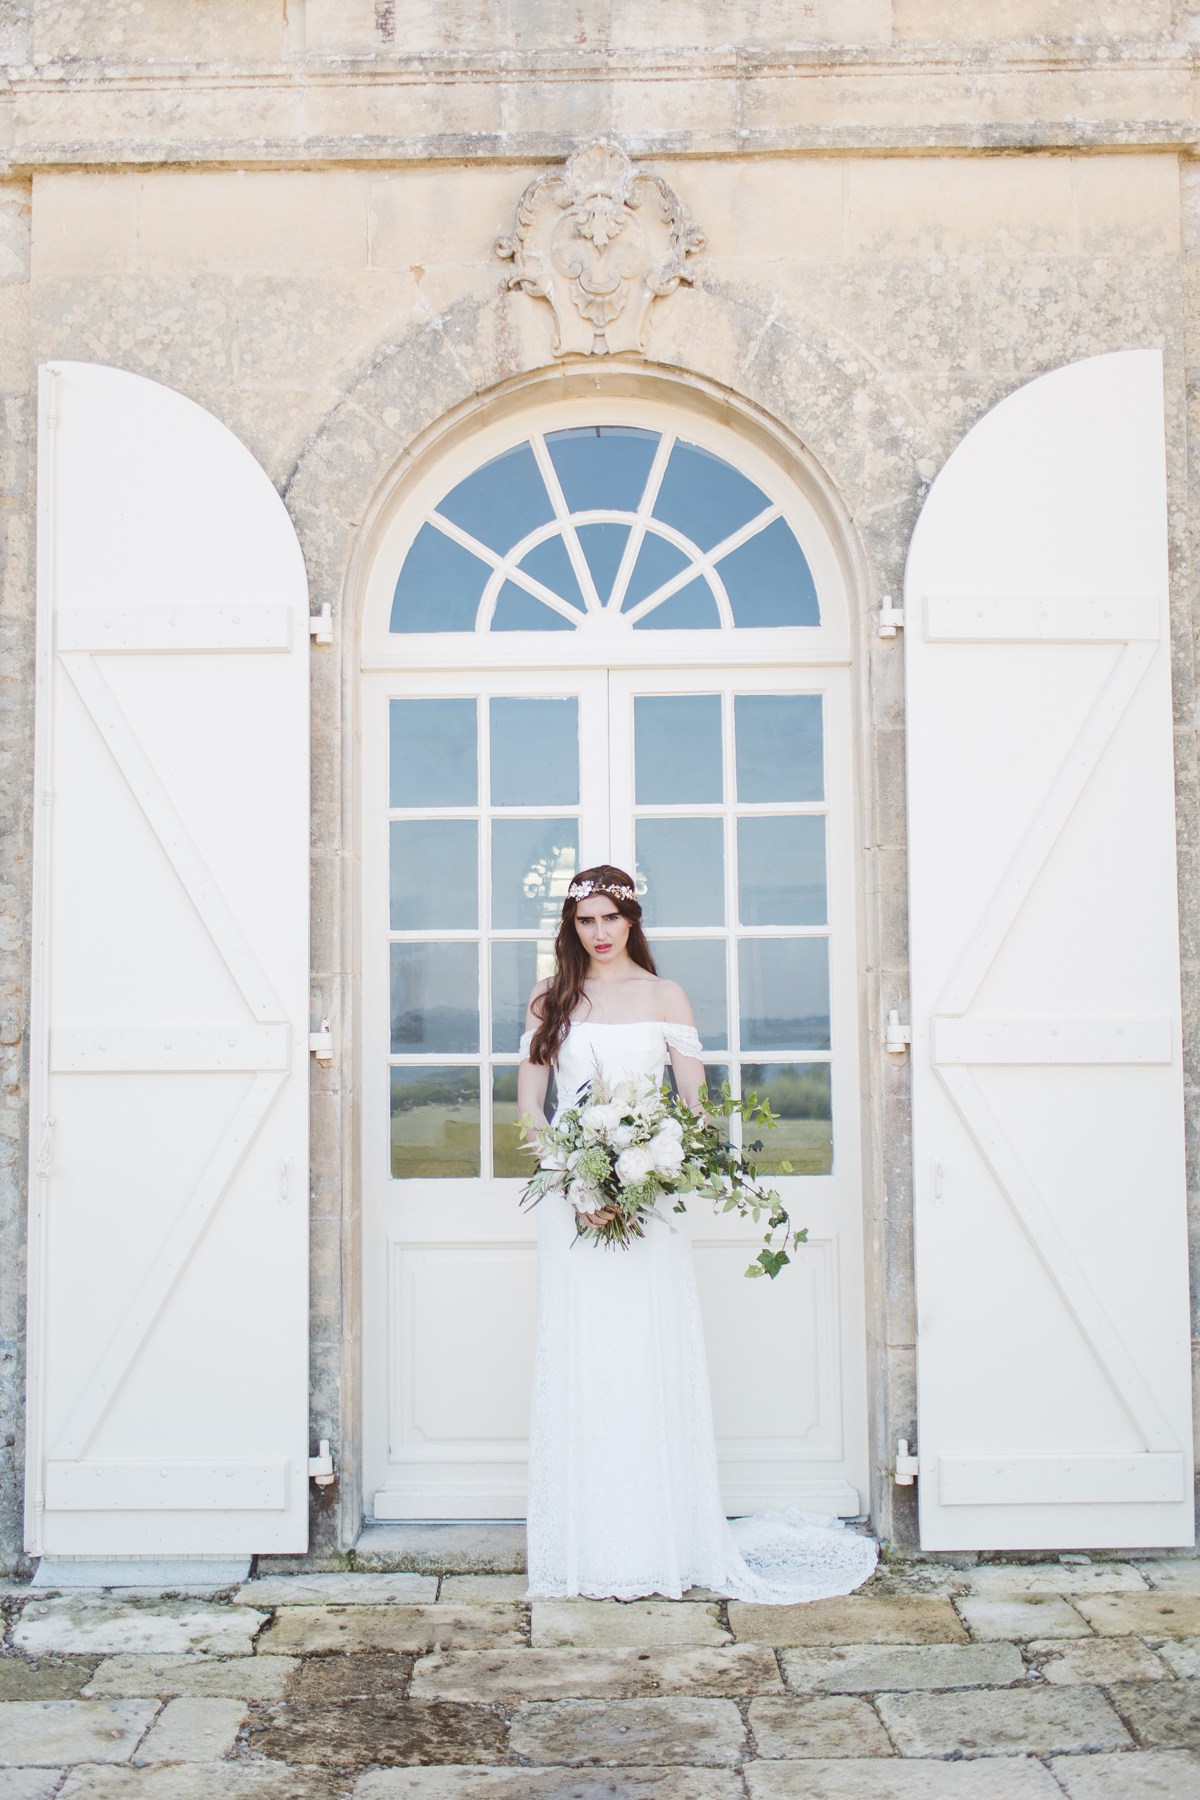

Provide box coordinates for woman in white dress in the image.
[517,864,877,1604]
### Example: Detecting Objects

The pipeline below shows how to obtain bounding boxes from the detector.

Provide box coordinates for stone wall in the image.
[0,0,1197,1568]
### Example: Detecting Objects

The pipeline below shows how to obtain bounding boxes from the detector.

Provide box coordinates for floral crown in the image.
[568,879,636,902]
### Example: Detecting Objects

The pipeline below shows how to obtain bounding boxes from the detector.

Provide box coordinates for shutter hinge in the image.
[308,1439,336,1487]
[895,1439,920,1486]
[885,1010,912,1055]
[309,1017,334,1063]
[878,596,905,639]
[309,603,333,646]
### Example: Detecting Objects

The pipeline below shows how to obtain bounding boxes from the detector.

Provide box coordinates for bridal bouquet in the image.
[520,1070,804,1279]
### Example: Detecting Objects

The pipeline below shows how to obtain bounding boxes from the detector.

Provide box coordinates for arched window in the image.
[386,427,824,637]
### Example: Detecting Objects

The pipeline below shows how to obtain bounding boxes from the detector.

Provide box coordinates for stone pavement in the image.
[3,1557,1200,1796]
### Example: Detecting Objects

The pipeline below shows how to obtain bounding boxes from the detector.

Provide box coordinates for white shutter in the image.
[26,363,311,1556]
[905,349,1194,1551]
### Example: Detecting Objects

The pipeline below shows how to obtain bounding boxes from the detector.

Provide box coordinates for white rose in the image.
[615,1144,654,1186]
[609,1123,636,1150]
[580,1102,622,1135]
[569,1182,603,1215]
[648,1133,685,1176]
[655,1117,684,1142]
[611,1080,638,1110]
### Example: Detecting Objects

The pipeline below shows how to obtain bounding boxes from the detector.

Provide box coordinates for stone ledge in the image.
[352,1524,526,1576]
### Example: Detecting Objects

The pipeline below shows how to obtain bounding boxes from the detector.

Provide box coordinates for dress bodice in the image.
[519,1018,704,1109]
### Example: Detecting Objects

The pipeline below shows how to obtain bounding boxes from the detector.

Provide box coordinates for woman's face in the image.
[573,894,632,966]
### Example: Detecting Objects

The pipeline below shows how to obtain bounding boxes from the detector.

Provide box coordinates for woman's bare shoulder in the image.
[651,976,694,1024]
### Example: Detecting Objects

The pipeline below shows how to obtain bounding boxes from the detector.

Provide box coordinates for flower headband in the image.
[568,879,636,902]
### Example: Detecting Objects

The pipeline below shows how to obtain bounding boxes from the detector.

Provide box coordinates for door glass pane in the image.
[546,425,659,513]
[436,442,553,554]
[634,695,723,804]
[491,584,575,632]
[738,817,827,926]
[390,698,477,808]
[741,1063,832,1175]
[576,522,630,605]
[716,519,820,628]
[735,694,823,802]
[391,1066,480,1178]
[492,938,555,1053]
[633,577,721,631]
[739,938,829,1051]
[390,821,477,930]
[518,535,587,611]
[490,697,579,806]
[390,942,479,1052]
[492,1065,558,1178]
[622,532,691,611]
[390,525,490,633]
[492,820,578,931]
[649,938,728,1049]
[637,818,725,926]
[652,441,771,552]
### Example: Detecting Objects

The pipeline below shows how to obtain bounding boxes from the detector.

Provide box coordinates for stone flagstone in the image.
[748,1693,892,1757]
[13,1594,267,1657]
[729,1595,967,1647]
[234,1572,437,1606]
[1046,1748,1200,1797]
[438,1575,528,1603]
[0,1774,66,1800]
[82,1651,298,1699]
[509,1696,745,1766]
[1139,1561,1200,1594]
[354,1771,746,1798]
[744,1758,1063,1797]
[0,1657,99,1701]
[257,1696,509,1768]
[1075,1593,1200,1637]
[58,1763,351,1798]
[256,1602,523,1655]
[0,1697,159,1765]
[410,1643,783,1702]
[136,1694,246,1761]
[531,1598,729,1649]
[1027,1636,1168,1684]
[955,1595,1090,1640]
[963,1562,1148,1597]
[1104,1676,1200,1748]
[876,1685,1132,1758]
[780,1642,1023,1692]
[1158,1639,1200,1677]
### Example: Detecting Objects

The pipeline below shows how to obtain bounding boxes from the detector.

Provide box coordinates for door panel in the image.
[905,349,1194,1550]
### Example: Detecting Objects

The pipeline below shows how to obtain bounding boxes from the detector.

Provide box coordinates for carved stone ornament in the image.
[496,139,705,357]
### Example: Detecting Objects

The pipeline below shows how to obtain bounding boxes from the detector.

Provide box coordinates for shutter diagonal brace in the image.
[927,635,1176,1460]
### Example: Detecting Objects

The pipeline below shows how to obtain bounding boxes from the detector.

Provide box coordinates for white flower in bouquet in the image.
[655,1117,684,1143]
[615,1144,654,1186]
[570,1184,604,1215]
[648,1132,685,1176]
[611,1079,639,1110]
[580,1102,622,1136]
[609,1123,637,1149]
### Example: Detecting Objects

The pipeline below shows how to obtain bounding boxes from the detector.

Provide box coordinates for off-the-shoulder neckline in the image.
[567,1018,690,1028]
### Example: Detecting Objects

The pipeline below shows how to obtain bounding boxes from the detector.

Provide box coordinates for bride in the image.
[517,863,876,1603]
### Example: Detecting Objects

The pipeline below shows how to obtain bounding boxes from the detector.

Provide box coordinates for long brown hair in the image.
[527,864,658,1065]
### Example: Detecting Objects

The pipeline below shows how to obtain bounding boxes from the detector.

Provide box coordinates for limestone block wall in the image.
[0,0,1197,1569]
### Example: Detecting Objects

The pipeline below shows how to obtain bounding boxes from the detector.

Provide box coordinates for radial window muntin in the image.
[387,424,823,637]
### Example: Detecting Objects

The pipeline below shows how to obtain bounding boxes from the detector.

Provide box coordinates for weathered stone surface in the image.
[411,1644,782,1702]
[964,1563,1149,1597]
[745,1757,1063,1796]
[531,1600,728,1650]
[876,1685,1133,1758]
[13,1596,267,1658]
[1028,1636,1168,1685]
[1106,1677,1200,1748]
[136,1695,245,1762]
[1075,1594,1200,1637]
[235,1573,437,1607]
[58,1763,349,1799]
[82,1653,298,1700]
[0,1696,158,1765]
[0,1656,98,1700]
[286,1651,414,1704]
[509,1697,745,1766]
[1141,1561,1200,1594]
[257,1604,522,1656]
[258,1697,508,1768]
[955,1596,1090,1640]
[781,1642,1023,1693]
[1159,1638,1200,1678]
[729,1597,967,1647]
[1046,1749,1200,1798]
[0,1774,64,1800]
[748,1693,892,1758]
[438,1576,528,1603]
[353,1771,745,1799]
[353,1525,528,1577]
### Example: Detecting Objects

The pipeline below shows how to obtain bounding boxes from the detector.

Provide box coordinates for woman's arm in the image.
[660,979,707,1111]
[516,982,552,1146]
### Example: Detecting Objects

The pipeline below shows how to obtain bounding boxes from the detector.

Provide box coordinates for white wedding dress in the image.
[523,1016,877,1602]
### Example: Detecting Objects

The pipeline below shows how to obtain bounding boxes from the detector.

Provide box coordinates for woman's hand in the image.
[579,1206,617,1228]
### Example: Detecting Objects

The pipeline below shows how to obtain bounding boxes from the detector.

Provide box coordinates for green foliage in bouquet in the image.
[520,1068,805,1280]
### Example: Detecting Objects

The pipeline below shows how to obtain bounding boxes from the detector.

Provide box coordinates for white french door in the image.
[362,664,866,1519]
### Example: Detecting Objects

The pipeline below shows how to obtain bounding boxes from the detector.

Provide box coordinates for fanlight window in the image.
[390,427,821,634]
